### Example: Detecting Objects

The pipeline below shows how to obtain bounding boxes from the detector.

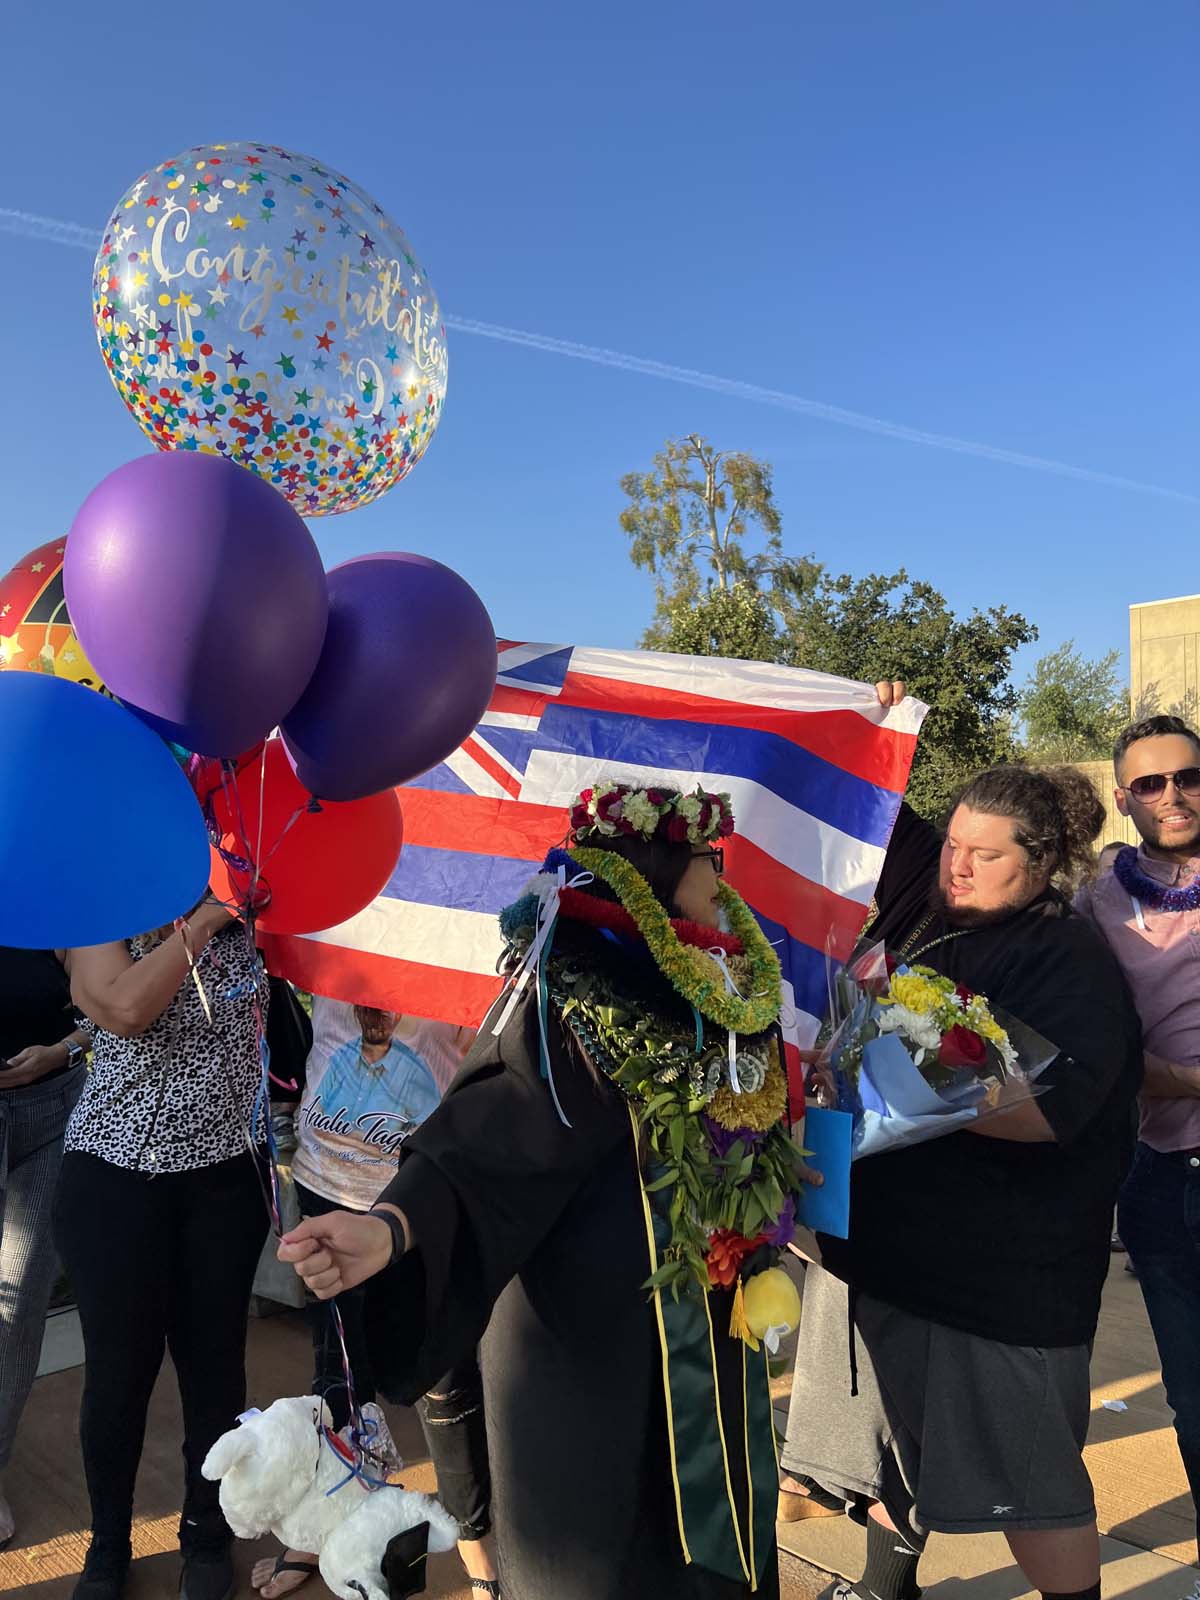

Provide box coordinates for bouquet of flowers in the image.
[813,944,1058,1158]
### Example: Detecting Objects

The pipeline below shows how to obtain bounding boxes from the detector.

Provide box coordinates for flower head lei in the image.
[570,777,735,849]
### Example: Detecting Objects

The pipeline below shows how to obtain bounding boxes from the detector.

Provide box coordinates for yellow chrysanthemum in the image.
[884,972,942,1016]
[708,1062,788,1133]
[973,1013,1008,1046]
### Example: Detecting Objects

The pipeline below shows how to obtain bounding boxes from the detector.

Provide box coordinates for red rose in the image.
[578,788,594,804]
[954,981,974,1005]
[666,814,690,843]
[938,1025,987,1069]
[569,805,590,832]
[717,814,735,838]
[646,788,668,806]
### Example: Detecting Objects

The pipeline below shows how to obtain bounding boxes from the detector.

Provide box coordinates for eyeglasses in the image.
[1120,768,1200,803]
[691,847,725,875]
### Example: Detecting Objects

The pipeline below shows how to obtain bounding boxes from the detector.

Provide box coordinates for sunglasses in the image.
[691,846,725,875]
[1121,768,1200,803]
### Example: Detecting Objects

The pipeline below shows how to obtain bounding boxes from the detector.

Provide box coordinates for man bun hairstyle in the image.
[949,763,1106,891]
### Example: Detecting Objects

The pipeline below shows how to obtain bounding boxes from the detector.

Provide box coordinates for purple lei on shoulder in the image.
[1113,845,1200,913]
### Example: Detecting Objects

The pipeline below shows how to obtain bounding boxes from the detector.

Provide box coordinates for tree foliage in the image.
[621,436,1038,818]
[1018,641,1129,764]
[781,570,1037,818]
[620,434,815,646]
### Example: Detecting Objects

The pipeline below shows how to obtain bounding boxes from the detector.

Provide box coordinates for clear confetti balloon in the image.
[92,142,448,517]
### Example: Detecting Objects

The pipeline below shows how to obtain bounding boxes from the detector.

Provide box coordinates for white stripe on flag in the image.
[303,898,504,977]
[519,751,885,904]
[780,977,820,1052]
[568,647,927,734]
[479,708,542,731]
[441,747,511,798]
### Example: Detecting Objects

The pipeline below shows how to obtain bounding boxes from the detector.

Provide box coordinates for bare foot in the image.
[251,1549,320,1597]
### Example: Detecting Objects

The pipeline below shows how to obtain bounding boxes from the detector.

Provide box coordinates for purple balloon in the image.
[64,453,328,757]
[282,553,496,800]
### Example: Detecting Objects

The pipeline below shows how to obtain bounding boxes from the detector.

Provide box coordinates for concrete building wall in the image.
[1074,758,1137,850]
[1130,593,1200,716]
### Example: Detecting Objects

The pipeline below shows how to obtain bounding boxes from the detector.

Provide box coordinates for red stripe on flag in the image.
[459,735,523,798]
[488,682,552,718]
[558,670,916,792]
[399,789,567,858]
[782,1039,807,1128]
[261,935,504,1028]
[726,835,870,964]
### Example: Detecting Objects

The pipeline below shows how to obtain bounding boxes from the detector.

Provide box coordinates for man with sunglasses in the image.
[1076,714,1200,1561]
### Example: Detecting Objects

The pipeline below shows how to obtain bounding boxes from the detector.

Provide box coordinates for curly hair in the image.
[949,763,1106,891]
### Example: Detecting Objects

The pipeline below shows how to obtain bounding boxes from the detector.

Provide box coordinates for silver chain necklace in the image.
[899,911,981,965]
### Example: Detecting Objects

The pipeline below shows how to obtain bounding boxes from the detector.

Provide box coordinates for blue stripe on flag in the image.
[405,762,474,794]
[535,705,896,846]
[751,908,832,1023]
[382,845,536,915]
[474,723,538,775]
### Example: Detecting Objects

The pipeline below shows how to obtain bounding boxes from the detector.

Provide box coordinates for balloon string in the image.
[177,921,282,1233]
[199,757,386,1492]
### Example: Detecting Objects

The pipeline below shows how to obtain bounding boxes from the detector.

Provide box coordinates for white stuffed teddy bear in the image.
[202,1396,458,1600]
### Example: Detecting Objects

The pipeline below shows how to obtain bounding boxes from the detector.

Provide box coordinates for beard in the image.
[928,879,1032,929]
[1140,805,1200,856]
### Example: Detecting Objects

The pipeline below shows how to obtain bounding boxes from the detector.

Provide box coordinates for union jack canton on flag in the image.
[261,641,924,1108]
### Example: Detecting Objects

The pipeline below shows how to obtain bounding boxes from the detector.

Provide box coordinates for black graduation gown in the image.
[366,961,780,1600]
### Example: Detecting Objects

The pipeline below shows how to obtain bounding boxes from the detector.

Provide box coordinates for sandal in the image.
[469,1584,501,1597]
[255,1555,320,1596]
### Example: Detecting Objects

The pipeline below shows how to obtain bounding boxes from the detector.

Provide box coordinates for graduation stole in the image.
[635,1103,781,1589]
[499,848,792,1588]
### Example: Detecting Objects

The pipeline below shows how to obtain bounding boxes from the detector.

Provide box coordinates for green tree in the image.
[1018,641,1129,763]
[619,437,1039,818]
[619,434,815,648]
[783,570,1037,818]
[650,582,783,663]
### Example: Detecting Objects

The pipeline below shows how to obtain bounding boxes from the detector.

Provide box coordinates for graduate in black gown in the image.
[281,779,814,1600]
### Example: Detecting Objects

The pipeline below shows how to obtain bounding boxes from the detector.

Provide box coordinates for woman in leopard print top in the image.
[55,899,269,1600]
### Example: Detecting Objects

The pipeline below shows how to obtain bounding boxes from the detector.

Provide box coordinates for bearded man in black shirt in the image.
[780,687,1142,1600]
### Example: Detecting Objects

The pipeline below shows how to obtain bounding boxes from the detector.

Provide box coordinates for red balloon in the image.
[208,740,402,935]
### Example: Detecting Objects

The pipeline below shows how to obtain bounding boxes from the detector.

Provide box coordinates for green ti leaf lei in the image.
[515,849,803,1299]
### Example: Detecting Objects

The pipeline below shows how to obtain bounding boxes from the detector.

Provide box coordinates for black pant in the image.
[54,1150,267,1551]
[294,1180,492,1540]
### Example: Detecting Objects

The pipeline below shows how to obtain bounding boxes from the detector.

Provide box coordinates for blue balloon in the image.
[0,673,211,948]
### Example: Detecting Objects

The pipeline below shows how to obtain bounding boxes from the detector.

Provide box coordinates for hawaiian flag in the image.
[260,642,924,1097]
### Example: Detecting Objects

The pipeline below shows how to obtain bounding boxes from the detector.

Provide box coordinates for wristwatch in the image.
[64,1041,87,1070]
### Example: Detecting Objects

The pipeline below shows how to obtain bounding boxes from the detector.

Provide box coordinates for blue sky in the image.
[0,2,1195,686]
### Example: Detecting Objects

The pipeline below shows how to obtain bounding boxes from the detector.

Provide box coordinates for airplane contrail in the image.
[3,204,1194,506]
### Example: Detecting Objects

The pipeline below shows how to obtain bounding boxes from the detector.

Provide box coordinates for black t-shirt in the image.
[817,804,1143,1347]
[0,947,75,1079]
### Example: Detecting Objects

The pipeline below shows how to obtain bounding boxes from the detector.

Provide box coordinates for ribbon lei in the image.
[491,867,593,1129]
[707,947,743,1093]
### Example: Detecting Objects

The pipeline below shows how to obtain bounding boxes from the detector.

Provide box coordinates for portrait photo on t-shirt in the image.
[291,996,474,1210]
